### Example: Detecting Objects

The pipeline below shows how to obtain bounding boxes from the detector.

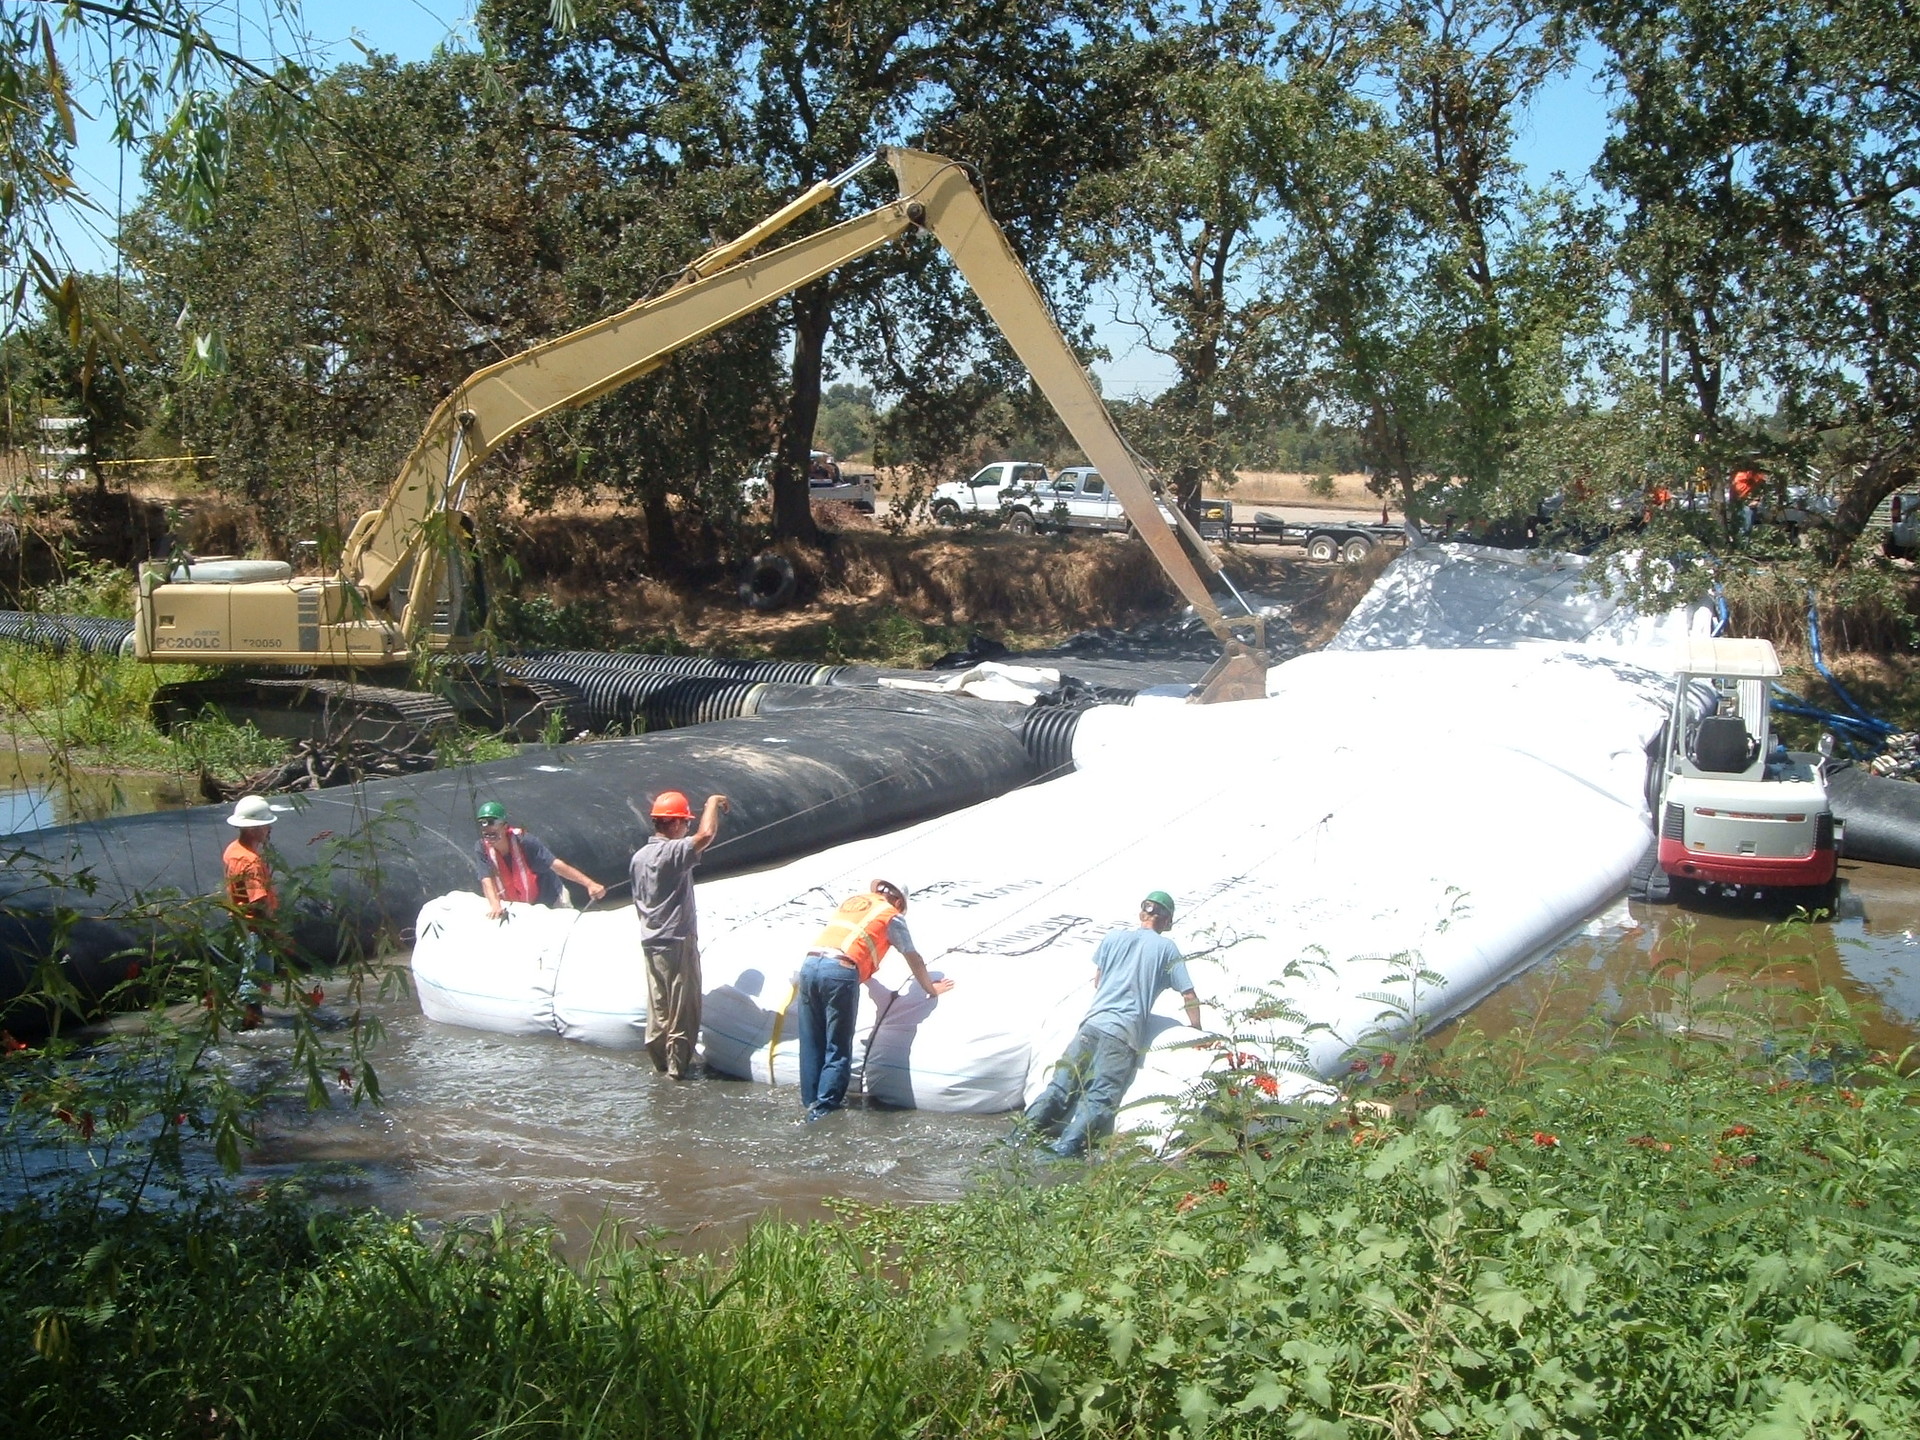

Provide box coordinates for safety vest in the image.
[483,828,543,905]
[813,893,898,982]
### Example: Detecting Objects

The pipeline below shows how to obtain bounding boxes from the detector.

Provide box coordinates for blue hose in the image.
[1803,588,1893,732]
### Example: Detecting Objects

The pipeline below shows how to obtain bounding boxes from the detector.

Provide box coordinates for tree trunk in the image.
[1825,450,1918,563]
[771,285,831,544]
[642,488,676,574]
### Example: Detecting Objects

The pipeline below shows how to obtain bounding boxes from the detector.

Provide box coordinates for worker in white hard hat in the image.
[222,794,279,1029]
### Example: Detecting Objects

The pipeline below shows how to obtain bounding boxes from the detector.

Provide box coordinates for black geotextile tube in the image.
[0,701,1041,1018]
[0,611,135,655]
[1826,763,1920,869]
[746,683,1133,774]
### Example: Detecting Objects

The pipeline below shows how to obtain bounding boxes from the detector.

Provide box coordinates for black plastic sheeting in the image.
[1828,764,1920,869]
[0,697,1040,1021]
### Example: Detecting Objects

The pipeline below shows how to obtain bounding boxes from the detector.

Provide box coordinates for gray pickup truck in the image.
[1040,466,1233,539]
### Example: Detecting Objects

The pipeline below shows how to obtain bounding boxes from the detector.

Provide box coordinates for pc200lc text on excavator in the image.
[134,149,1267,728]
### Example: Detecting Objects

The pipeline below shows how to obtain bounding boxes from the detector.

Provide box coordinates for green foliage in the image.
[815,382,877,460]
[27,559,135,619]
[487,592,616,651]
[0,641,283,779]
[9,915,1920,1437]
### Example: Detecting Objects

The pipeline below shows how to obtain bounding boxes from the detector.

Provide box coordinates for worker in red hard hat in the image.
[629,788,729,1079]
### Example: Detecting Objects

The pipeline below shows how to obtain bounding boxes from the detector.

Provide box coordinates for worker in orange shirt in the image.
[1731,468,1762,535]
[222,794,280,1028]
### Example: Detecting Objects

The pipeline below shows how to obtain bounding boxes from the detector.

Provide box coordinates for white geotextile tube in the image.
[412,545,1713,1137]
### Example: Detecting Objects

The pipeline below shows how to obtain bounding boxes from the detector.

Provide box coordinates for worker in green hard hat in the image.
[473,799,607,920]
[1022,889,1202,1158]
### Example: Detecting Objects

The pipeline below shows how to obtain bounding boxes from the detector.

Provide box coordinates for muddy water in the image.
[1440,856,1920,1056]
[247,1006,1008,1250]
[239,857,1920,1247]
[0,746,190,832]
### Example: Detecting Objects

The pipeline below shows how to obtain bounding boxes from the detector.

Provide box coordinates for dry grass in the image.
[1282,541,1396,648]
[1227,470,1383,510]
[511,512,1186,651]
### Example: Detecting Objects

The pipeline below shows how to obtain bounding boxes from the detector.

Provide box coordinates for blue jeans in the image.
[1024,1025,1142,1156]
[235,926,271,1005]
[797,955,861,1116]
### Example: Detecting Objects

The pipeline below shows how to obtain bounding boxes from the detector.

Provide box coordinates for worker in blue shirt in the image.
[1024,890,1201,1158]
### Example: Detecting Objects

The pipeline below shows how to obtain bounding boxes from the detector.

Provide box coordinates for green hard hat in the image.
[1142,890,1176,920]
[476,800,507,822]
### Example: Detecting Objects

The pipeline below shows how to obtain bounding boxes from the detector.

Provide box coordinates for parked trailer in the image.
[1227,514,1402,562]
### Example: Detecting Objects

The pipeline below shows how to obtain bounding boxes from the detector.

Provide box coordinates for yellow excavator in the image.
[134,149,1267,725]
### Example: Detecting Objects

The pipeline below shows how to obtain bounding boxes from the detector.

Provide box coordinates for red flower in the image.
[1379,1053,1396,1070]
[1722,1124,1754,1139]
[1468,1106,1488,1118]
[1468,1147,1494,1171]
[337,1067,354,1088]
[1209,1179,1229,1195]
[1628,1135,1674,1153]
[1532,1131,1559,1148]
[1176,1191,1201,1213]
[174,1113,188,1127]
[1252,1073,1279,1098]
[124,961,142,981]
[307,987,325,1007]
[1840,1089,1864,1109]
[1349,1058,1370,1074]
[0,1031,25,1053]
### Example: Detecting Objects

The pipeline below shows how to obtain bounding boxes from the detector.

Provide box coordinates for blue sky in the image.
[54,1,1616,399]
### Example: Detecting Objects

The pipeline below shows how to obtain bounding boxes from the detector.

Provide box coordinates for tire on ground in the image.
[931,501,960,525]
[740,552,798,610]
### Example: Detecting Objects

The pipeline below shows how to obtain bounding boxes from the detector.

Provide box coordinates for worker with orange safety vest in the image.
[797,879,954,1122]
[630,788,729,1079]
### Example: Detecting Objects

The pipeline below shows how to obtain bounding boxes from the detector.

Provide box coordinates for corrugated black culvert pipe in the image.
[0,611,135,655]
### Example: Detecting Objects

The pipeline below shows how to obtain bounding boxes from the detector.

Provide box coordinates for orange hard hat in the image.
[650,790,695,820]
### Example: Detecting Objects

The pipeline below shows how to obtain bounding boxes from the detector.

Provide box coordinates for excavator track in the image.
[153,676,461,746]
[153,670,581,746]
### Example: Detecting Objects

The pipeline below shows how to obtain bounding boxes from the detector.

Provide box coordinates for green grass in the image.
[0,641,287,781]
[6,922,1920,1438]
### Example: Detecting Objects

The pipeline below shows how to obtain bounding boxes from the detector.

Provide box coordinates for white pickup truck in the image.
[928,460,1051,533]
[1040,466,1233,539]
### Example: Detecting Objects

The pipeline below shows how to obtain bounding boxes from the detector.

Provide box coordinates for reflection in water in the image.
[0,746,189,833]
[250,1002,1006,1251]
[1441,857,1920,1057]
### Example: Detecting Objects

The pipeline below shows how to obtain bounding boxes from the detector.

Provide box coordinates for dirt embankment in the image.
[509,504,1338,654]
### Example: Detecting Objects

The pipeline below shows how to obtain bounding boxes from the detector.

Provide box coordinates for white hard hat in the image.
[227,794,277,828]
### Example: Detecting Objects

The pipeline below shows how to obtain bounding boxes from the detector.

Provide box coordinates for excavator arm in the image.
[141,150,1264,695]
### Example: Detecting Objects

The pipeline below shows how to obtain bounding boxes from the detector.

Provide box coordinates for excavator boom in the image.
[136,150,1262,696]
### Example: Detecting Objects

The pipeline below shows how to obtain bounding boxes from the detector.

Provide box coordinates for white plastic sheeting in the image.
[413,544,1712,1135]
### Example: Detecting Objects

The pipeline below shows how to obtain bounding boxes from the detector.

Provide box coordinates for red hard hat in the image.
[650,790,695,820]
